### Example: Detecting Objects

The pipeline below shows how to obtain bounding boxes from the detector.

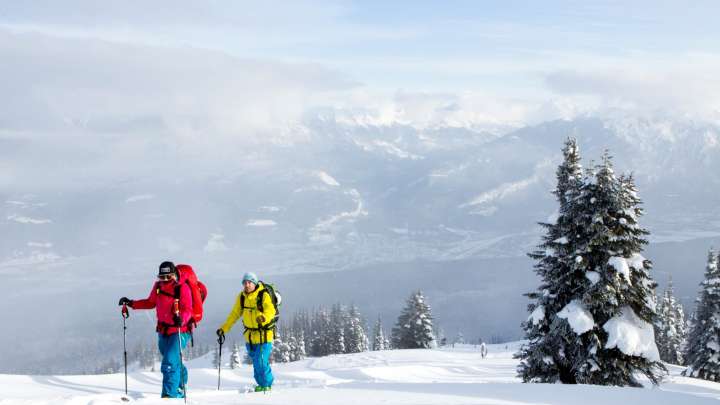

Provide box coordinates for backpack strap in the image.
[155,282,176,298]
[256,288,267,313]
[240,285,266,310]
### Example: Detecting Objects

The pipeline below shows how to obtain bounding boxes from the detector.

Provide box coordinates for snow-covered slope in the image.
[1,343,718,404]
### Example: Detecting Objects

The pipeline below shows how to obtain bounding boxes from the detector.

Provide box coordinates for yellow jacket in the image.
[220,283,277,344]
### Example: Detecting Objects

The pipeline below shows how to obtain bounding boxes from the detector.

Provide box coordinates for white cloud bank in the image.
[3,2,720,190]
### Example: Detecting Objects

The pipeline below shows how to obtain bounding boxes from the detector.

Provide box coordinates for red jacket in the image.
[131,272,193,335]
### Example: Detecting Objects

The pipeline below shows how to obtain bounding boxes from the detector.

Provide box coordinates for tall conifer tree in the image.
[684,250,720,381]
[391,290,435,349]
[656,277,687,365]
[372,316,387,351]
[572,161,664,386]
[518,144,664,386]
[517,138,584,383]
[344,305,369,353]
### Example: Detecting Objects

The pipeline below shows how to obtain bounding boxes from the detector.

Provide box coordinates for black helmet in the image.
[158,261,177,277]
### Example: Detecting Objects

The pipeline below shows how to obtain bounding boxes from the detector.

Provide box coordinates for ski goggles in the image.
[157,274,174,281]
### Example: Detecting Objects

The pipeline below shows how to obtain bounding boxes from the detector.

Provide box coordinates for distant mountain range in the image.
[3,114,720,276]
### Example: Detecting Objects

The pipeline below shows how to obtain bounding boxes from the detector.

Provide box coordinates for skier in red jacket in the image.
[119,261,193,398]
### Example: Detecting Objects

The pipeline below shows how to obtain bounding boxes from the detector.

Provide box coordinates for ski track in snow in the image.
[0,343,718,404]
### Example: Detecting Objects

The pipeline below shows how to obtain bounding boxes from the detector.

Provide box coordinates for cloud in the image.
[0,1,412,56]
[247,220,278,227]
[0,29,359,189]
[0,30,358,134]
[125,194,155,203]
[7,215,52,225]
[543,55,720,120]
[3,3,720,192]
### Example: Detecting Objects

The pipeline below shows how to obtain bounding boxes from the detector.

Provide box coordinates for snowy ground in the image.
[1,342,719,404]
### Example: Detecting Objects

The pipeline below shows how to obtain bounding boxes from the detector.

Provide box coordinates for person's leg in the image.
[160,333,183,398]
[256,343,274,388]
[157,334,173,398]
[246,343,262,387]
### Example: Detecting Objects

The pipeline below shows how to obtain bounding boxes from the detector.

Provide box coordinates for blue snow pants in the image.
[246,342,274,388]
[158,332,190,398]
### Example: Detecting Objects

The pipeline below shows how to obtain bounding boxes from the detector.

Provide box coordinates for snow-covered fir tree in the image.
[517,143,665,386]
[372,316,387,351]
[329,304,347,354]
[568,156,663,385]
[391,290,435,349]
[683,249,720,381]
[454,331,465,346]
[134,342,157,370]
[517,138,586,384]
[229,343,242,369]
[310,308,331,357]
[344,305,369,354]
[271,338,292,363]
[655,277,687,365]
[435,326,447,347]
[293,331,307,361]
[285,335,301,362]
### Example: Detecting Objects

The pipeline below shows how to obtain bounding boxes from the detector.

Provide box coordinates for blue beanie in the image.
[242,272,259,285]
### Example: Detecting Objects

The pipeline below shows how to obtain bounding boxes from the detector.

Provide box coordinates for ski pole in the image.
[217,332,225,390]
[121,304,129,398]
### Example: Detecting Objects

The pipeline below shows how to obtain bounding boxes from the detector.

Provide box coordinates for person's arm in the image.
[219,294,243,333]
[130,283,158,309]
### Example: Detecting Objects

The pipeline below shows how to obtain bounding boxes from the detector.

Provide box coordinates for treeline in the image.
[266,290,436,363]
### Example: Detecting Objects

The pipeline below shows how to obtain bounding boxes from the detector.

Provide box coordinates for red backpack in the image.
[176,264,207,327]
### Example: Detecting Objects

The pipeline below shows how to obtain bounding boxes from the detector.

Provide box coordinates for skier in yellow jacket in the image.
[216,272,276,391]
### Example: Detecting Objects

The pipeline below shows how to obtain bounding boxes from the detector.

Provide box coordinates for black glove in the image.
[173,314,183,327]
[118,297,133,307]
[216,329,225,344]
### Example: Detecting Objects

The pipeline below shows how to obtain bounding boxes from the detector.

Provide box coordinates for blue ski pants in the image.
[246,342,274,388]
[158,332,190,398]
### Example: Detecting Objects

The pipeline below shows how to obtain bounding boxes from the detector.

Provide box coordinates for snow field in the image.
[1,343,719,404]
